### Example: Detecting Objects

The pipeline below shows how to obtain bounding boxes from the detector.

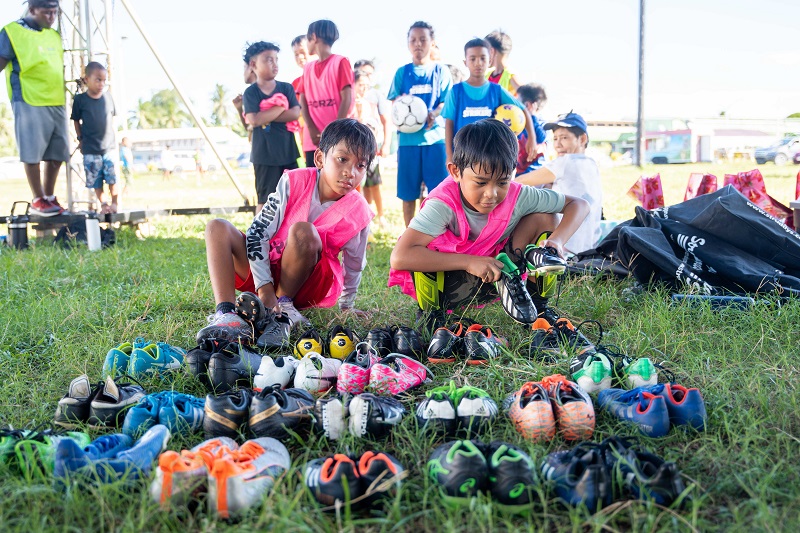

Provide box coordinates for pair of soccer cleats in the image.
[336,342,432,396]
[416,381,498,438]
[363,324,425,360]
[504,374,595,443]
[102,338,185,378]
[151,436,290,519]
[598,383,707,437]
[185,338,299,393]
[202,386,314,441]
[54,375,146,429]
[495,245,567,325]
[305,451,404,509]
[427,439,537,513]
[541,436,688,509]
[292,324,362,360]
[195,292,296,349]
[1,426,91,479]
[427,321,507,365]
[122,391,205,438]
[314,392,406,440]
[54,424,170,485]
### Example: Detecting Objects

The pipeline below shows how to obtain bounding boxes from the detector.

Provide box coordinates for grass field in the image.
[0,161,799,532]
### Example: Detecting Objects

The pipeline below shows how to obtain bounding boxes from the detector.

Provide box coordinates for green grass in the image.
[0,162,799,531]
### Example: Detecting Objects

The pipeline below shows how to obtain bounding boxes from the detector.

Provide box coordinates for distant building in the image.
[122,127,250,170]
[587,117,800,163]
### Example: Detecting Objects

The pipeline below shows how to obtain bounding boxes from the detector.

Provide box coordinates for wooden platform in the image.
[0,205,256,228]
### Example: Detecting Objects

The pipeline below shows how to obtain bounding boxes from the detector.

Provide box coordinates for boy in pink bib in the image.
[389,119,589,327]
[197,119,375,344]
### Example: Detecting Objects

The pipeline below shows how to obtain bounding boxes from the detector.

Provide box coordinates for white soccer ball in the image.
[391,95,428,134]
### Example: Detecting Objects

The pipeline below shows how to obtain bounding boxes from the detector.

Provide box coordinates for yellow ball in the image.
[494,104,525,136]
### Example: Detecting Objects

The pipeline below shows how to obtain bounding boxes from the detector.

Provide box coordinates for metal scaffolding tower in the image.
[56,0,249,212]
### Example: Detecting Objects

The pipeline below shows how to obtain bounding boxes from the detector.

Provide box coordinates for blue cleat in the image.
[102,342,134,377]
[648,383,707,431]
[128,338,185,377]
[597,388,671,438]
[157,393,205,434]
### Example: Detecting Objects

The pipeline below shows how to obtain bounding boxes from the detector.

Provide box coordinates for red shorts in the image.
[235,257,337,309]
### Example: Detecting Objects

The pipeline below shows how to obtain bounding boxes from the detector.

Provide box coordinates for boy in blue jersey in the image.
[443,38,536,165]
[388,21,452,227]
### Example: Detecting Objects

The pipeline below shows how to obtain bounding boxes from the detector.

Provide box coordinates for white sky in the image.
[2,0,799,122]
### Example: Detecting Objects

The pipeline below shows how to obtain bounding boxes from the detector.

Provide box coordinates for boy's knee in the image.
[287,222,322,253]
[205,218,234,239]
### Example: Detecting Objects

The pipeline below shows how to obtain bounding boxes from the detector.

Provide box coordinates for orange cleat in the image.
[505,382,556,443]
[541,374,595,442]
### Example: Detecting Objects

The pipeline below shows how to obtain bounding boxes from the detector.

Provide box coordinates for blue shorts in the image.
[83,153,117,189]
[396,144,447,201]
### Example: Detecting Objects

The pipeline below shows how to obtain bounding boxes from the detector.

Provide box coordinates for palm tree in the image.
[210,84,231,127]
[129,90,191,129]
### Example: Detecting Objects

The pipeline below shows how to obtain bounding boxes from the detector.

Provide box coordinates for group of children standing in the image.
[197,19,603,341]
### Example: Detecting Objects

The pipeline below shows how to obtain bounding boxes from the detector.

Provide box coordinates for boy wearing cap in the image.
[516,111,602,255]
[0,0,69,216]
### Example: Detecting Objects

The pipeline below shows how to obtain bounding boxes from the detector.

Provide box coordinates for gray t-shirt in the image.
[245,170,369,308]
[409,185,565,242]
[70,92,116,155]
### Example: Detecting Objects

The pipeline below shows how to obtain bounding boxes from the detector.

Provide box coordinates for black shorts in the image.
[254,162,298,203]
[412,270,498,311]
[305,151,316,169]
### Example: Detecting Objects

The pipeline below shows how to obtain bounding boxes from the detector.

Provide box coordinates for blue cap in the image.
[544,111,587,134]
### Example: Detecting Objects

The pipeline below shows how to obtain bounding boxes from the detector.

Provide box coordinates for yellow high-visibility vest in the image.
[4,21,65,106]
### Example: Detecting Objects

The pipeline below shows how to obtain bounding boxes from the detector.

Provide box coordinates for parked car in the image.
[754,136,800,166]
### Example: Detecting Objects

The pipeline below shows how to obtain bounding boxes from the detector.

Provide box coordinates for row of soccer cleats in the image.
[428,436,687,512]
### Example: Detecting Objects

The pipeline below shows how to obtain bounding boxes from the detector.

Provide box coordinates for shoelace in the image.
[541,374,571,393]
[426,380,457,399]
[615,388,658,410]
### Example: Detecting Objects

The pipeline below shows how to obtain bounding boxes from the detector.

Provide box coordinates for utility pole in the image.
[635,0,645,168]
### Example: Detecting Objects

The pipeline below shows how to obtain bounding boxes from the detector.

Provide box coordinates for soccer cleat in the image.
[123,392,166,438]
[87,376,146,429]
[569,349,613,394]
[207,342,264,392]
[253,355,299,390]
[391,325,424,360]
[328,325,360,360]
[505,382,556,443]
[185,338,227,389]
[196,311,254,345]
[358,451,404,505]
[427,440,488,506]
[348,393,406,439]
[254,312,292,351]
[597,388,671,438]
[54,375,102,429]
[452,385,498,437]
[293,327,323,358]
[613,353,659,389]
[649,383,707,431]
[10,428,92,479]
[613,445,687,505]
[234,291,268,324]
[294,352,341,394]
[305,454,362,506]
[415,381,458,435]
[369,353,430,395]
[463,324,507,365]
[553,318,597,355]
[426,322,468,364]
[484,441,537,512]
[249,386,314,439]
[337,342,380,394]
[55,424,170,484]
[203,389,252,440]
[541,445,612,510]
[208,437,291,518]
[524,244,567,275]
[313,395,348,441]
[102,342,134,377]
[128,339,186,377]
[495,252,538,324]
[150,437,238,507]
[157,393,205,435]
[541,374,595,441]
[528,318,562,364]
[365,326,394,357]
[277,297,310,329]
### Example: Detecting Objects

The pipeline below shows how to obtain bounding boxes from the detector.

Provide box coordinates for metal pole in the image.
[118,0,250,204]
[635,0,645,168]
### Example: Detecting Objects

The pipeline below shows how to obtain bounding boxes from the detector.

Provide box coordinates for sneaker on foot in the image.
[196,311,254,345]
[495,252,537,324]
[277,296,310,329]
[30,197,61,217]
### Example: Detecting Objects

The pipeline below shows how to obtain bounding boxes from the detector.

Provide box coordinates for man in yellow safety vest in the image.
[0,0,68,216]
